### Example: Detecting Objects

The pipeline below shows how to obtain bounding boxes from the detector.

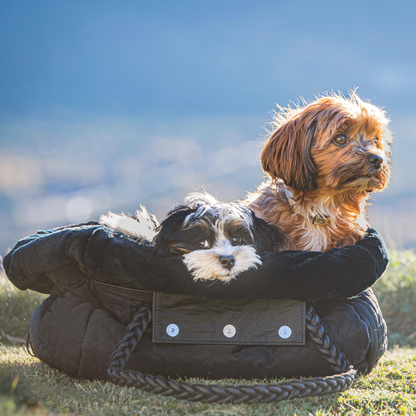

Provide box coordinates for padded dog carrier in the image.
[3,223,389,403]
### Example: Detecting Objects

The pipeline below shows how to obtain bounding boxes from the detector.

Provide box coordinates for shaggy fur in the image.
[99,205,159,242]
[245,91,393,251]
[100,192,286,283]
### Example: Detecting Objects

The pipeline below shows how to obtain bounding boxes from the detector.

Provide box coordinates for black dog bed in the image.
[3,223,388,383]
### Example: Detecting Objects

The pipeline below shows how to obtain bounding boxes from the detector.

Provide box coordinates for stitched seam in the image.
[77,306,96,377]
[81,228,98,277]
[347,300,373,368]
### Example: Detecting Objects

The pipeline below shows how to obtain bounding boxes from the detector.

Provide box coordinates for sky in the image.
[1,1,415,118]
[1,0,416,253]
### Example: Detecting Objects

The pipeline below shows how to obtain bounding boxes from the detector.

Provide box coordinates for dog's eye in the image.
[231,236,242,244]
[198,240,210,248]
[373,137,379,144]
[333,136,347,146]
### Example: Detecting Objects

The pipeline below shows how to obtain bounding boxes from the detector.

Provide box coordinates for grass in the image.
[1,248,416,415]
[1,346,415,415]
[0,273,46,344]
[373,249,416,347]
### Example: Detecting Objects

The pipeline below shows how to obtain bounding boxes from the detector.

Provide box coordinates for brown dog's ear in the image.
[261,117,317,190]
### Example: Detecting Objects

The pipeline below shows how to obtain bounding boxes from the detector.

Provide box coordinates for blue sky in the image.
[1,1,415,119]
[1,1,416,252]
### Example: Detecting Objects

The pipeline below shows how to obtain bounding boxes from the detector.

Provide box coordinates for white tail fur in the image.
[99,205,159,242]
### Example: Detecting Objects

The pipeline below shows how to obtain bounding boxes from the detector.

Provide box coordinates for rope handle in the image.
[106,305,356,403]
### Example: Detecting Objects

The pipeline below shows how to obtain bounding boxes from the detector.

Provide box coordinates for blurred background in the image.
[1,0,416,256]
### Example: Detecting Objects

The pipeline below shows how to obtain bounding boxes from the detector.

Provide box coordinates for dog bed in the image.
[3,223,388,400]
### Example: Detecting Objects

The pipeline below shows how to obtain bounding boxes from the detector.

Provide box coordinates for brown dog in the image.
[245,91,392,251]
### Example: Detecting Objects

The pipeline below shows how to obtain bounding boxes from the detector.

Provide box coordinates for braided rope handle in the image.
[107,305,356,403]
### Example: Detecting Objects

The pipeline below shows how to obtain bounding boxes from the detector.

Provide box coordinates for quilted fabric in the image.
[3,223,388,380]
[27,288,385,380]
[4,223,389,301]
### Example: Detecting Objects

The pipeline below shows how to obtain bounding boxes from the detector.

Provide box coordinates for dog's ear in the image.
[261,116,317,190]
[154,205,196,257]
[251,213,287,253]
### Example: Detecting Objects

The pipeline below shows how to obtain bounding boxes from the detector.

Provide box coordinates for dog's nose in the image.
[368,154,383,169]
[220,255,235,270]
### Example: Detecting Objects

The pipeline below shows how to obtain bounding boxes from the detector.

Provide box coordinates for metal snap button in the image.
[166,324,179,337]
[278,326,292,339]
[223,324,236,338]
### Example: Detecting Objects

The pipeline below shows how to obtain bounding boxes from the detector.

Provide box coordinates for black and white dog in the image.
[100,192,286,283]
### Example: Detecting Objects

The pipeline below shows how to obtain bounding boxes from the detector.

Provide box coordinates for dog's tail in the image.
[99,205,159,242]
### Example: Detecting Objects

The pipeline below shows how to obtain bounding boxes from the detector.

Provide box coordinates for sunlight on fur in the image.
[100,205,159,241]
[246,90,393,251]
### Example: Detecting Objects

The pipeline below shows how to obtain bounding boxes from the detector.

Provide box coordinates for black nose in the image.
[220,255,235,270]
[368,154,383,169]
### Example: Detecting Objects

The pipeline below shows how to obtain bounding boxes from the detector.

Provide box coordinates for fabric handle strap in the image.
[106,305,356,404]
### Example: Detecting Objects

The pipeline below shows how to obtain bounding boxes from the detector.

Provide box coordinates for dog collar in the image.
[284,188,330,226]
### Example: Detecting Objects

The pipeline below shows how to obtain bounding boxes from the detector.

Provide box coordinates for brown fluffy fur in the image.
[245,91,393,251]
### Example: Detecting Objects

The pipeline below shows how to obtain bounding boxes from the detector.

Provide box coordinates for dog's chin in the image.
[333,168,387,193]
[194,268,238,284]
[365,178,387,193]
[344,177,381,191]
[357,174,388,193]
[182,246,262,283]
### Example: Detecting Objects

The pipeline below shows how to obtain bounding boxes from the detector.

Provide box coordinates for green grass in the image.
[1,346,415,415]
[1,248,416,415]
[0,273,46,344]
[373,249,416,347]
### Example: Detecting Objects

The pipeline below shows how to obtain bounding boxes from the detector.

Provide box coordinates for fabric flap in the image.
[153,292,305,345]
[93,281,153,326]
